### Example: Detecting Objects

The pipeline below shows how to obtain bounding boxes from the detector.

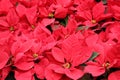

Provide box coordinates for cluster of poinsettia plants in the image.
[1,0,120,80]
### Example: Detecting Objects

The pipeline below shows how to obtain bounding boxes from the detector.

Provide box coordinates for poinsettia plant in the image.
[0,0,120,80]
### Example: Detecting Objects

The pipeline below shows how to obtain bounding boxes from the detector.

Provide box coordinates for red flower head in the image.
[45,33,92,80]
[76,1,112,27]
[52,18,78,40]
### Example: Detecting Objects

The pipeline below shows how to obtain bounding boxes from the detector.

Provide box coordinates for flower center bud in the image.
[102,62,110,69]
[63,62,71,69]
[48,13,54,18]
[33,53,38,59]
[64,34,69,39]
[10,26,14,31]
[31,25,35,29]
[91,20,96,24]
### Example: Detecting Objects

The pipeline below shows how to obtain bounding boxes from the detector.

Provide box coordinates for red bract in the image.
[45,65,62,80]
[16,4,37,25]
[85,55,110,77]
[7,8,19,27]
[0,0,120,80]
[34,58,49,79]
[84,43,117,77]
[0,0,13,15]
[15,69,34,80]
[108,70,120,80]
[41,18,55,27]
[76,1,111,27]
[25,5,37,25]
[52,18,77,40]
[0,32,12,70]
[45,33,92,80]
[84,31,117,77]
[106,22,120,42]
[53,0,73,18]
[56,0,73,8]
[108,0,120,20]
[39,6,50,18]
[0,67,11,80]
[16,0,39,8]
[16,3,26,18]
[106,43,120,68]
[33,23,51,41]
[0,8,19,32]
[11,36,51,79]
[0,51,9,69]
[54,7,68,19]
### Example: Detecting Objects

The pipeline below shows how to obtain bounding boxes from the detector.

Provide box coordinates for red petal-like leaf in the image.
[65,68,84,80]
[85,62,105,77]
[55,7,68,19]
[52,47,65,63]
[45,65,62,80]
[0,52,9,69]
[15,60,34,71]
[108,71,120,80]
[7,8,19,26]
[15,70,34,80]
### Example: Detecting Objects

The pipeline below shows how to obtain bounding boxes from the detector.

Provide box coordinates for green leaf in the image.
[76,26,89,31]
[102,0,107,5]
[60,16,68,26]
[80,63,87,66]
[77,26,84,30]
[88,52,99,61]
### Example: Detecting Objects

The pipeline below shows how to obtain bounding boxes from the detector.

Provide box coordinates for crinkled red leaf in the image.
[15,70,34,80]
[7,8,19,26]
[66,19,77,34]
[108,71,120,80]
[92,2,105,20]
[55,7,68,19]
[15,61,34,71]
[26,6,37,24]
[85,61,105,77]
[41,18,55,27]
[0,67,11,80]
[34,58,49,79]
[65,68,84,80]
[45,65,62,80]
[18,40,34,53]
[0,0,13,14]
[0,52,9,69]
[50,64,65,74]
[16,3,26,17]
[56,0,72,7]
[52,47,65,63]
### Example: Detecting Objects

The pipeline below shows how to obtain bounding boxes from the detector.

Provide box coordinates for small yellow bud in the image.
[48,13,54,18]
[91,20,96,24]
[63,62,71,69]
[33,53,38,58]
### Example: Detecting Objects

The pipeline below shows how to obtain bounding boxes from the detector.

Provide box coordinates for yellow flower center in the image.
[48,13,54,18]
[63,62,71,69]
[31,25,35,29]
[10,26,14,31]
[91,20,96,24]
[102,62,110,69]
[33,53,38,58]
